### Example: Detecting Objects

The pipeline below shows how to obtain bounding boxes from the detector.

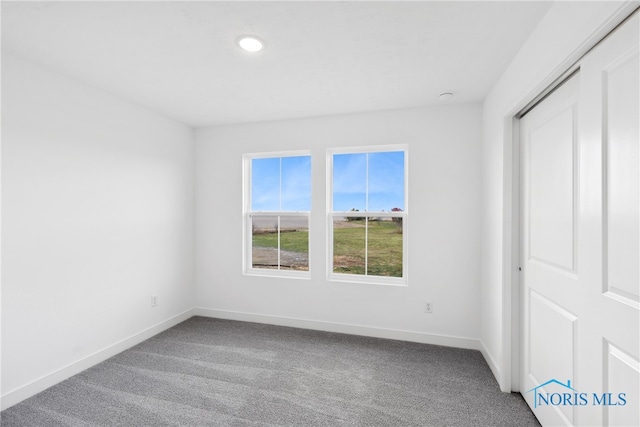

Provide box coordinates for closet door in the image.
[520,12,639,426]
[520,70,581,427]
[579,11,639,427]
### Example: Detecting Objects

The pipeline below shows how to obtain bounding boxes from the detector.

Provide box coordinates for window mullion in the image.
[365,216,369,276]
[365,153,369,276]
[279,157,282,211]
[365,152,369,212]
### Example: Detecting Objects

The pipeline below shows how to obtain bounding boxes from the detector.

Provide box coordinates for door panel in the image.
[605,48,639,303]
[579,12,639,426]
[529,106,577,271]
[521,72,580,427]
[529,289,577,424]
[604,342,639,427]
[520,12,639,426]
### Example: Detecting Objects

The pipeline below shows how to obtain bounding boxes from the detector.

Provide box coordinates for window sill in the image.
[327,273,408,287]
[244,268,311,280]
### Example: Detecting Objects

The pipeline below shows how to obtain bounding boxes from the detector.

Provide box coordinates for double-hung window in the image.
[328,145,407,285]
[244,152,311,277]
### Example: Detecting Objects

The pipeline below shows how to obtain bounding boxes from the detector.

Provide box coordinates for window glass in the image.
[281,156,312,211]
[251,157,280,211]
[279,216,309,271]
[252,215,279,269]
[366,217,403,277]
[332,217,366,275]
[368,151,405,211]
[332,153,366,212]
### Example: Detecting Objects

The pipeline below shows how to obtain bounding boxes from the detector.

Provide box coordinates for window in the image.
[328,146,407,285]
[244,152,311,277]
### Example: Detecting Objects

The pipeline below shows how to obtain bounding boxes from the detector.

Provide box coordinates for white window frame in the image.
[243,150,311,279]
[327,145,408,286]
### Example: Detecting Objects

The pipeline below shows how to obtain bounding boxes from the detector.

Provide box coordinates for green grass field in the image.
[333,220,403,277]
[252,220,403,277]
[252,230,309,253]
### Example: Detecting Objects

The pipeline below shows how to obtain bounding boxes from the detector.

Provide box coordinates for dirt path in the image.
[252,247,309,270]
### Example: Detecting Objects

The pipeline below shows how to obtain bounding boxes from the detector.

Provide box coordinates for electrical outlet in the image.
[151,295,158,307]
[424,302,433,314]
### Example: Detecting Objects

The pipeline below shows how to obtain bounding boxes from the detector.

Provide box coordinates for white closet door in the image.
[520,12,639,427]
[521,70,581,427]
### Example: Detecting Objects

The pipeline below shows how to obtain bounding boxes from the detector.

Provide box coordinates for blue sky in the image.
[333,151,404,212]
[251,151,404,212]
[251,156,311,211]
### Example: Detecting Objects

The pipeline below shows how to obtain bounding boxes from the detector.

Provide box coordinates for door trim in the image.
[501,2,639,393]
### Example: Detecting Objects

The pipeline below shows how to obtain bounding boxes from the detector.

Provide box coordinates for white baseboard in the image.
[1,308,196,411]
[1,308,498,411]
[195,307,481,350]
[479,340,502,388]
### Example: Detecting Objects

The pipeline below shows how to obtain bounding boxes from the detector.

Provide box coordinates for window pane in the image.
[252,216,279,269]
[281,156,311,211]
[251,158,280,211]
[367,218,403,277]
[368,151,405,211]
[333,216,365,275]
[279,216,309,271]
[333,153,366,212]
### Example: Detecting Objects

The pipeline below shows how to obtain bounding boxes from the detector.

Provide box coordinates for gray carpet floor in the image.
[1,316,540,426]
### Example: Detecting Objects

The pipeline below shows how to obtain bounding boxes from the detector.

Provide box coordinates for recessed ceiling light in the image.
[237,35,265,52]
[439,92,454,101]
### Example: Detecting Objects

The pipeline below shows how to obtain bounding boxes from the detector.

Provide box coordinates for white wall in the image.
[195,104,483,347]
[480,1,635,390]
[1,54,196,407]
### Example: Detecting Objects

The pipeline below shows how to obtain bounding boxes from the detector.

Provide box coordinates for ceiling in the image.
[2,1,552,127]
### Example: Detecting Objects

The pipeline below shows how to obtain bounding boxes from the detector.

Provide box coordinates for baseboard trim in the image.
[1,308,196,411]
[479,340,502,388]
[195,307,481,351]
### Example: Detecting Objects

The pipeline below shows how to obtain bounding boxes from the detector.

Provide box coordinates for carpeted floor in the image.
[1,316,540,426]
